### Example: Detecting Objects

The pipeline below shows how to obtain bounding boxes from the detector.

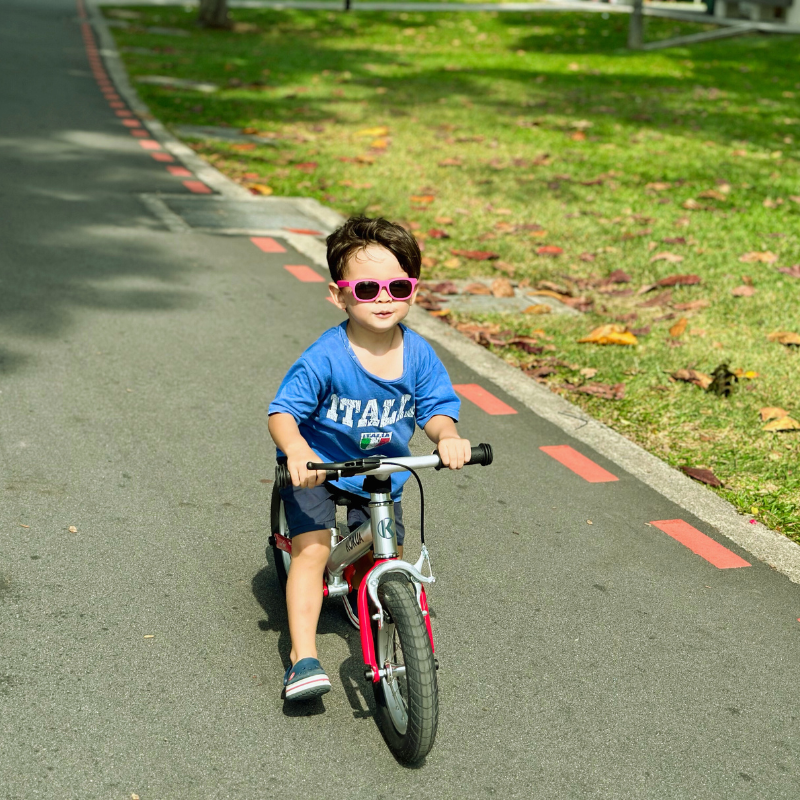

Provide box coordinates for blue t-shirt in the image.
[268,322,460,499]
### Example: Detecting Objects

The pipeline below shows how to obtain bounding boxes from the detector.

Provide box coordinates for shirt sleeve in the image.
[268,357,327,424]
[413,338,460,429]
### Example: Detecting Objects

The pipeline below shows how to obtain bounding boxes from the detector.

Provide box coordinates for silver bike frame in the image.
[323,454,439,622]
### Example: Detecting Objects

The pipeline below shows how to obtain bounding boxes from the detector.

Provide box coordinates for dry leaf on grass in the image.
[673,299,710,311]
[763,416,800,432]
[410,195,435,204]
[561,381,625,400]
[739,251,777,264]
[463,282,492,295]
[697,189,728,201]
[777,265,800,278]
[248,184,273,195]
[681,466,723,487]
[650,252,684,264]
[669,317,688,338]
[426,281,459,295]
[760,407,788,421]
[605,269,631,284]
[731,285,756,297]
[733,368,758,379]
[442,257,461,269]
[438,157,462,167]
[450,249,499,261]
[537,245,563,256]
[491,278,515,298]
[427,228,450,239]
[524,304,552,315]
[639,274,701,293]
[671,369,712,390]
[578,324,638,346]
[767,331,800,346]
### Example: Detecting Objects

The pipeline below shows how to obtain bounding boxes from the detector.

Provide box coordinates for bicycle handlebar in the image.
[274,443,493,490]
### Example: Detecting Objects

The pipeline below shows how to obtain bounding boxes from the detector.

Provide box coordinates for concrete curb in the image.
[87,0,800,585]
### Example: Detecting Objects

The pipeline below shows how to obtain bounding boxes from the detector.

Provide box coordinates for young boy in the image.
[268,216,471,701]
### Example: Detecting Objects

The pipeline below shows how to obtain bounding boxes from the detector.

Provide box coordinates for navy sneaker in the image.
[283,658,331,701]
[342,590,360,630]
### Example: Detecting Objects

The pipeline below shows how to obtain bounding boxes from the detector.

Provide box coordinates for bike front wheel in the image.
[371,574,438,764]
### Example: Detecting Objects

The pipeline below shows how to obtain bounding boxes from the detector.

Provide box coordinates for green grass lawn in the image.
[108,6,800,539]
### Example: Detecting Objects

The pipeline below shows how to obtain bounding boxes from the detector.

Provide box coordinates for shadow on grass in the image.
[121,8,799,157]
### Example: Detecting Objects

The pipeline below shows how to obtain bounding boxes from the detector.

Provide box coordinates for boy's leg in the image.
[286,528,331,665]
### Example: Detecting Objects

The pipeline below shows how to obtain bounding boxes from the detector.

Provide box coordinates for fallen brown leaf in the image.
[524,304,552,315]
[777,265,800,278]
[537,245,563,256]
[450,249,499,261]
[427,228,450,239]
[760,407,788,422]
[463,282,492,295]
[650,252,685,264]
[739,251,777,264]
[410,195,435,204]
[732,285,756,297]
[681,466,723,487]
[427,281,459,295]
[673,299,710,311]
[671,369,712,390]
[697,189,728,201]
[438,157,462,167]
[605,269,631,284]
[767,331,800,346]
[491,278,515,298]
[561,381,625,400]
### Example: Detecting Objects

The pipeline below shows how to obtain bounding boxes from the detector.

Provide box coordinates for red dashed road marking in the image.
[130,130,150,138]
[183,180,212,194]
[284,265,325,283]
[122,119,142,128]
[453,384,517,415]
[151,152,175,163]
[167,166,193,177]
[109,101,125,109]
[650,519,751,569]
[284,227,322,236]
[250,237,286,253]
[139,140,161,151]
[115,110,133,118]
[539,445,619,483]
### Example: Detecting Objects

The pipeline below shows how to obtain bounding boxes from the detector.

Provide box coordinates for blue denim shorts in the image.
[279,482,405,546]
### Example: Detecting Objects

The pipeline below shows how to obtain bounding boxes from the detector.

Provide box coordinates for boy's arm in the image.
[423,415,471,470]
[268,413,326,488]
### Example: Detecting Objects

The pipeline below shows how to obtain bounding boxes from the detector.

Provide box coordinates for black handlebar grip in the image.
[468,443,493,466]
[275,462,291,490]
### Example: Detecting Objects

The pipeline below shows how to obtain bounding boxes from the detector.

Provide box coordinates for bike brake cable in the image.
[380,462,425,548]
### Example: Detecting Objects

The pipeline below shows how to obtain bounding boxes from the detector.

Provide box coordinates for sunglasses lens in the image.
[353,281,380,301]
[389,279,414,299]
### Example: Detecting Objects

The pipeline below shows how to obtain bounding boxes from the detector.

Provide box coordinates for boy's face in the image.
[329,244,417,336]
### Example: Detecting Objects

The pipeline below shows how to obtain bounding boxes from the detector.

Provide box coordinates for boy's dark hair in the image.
[326,216,421,283]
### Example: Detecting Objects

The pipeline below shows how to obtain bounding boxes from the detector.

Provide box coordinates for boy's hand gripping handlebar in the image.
[274,443,493,489]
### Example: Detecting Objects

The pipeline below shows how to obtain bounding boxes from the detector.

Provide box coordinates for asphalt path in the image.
[2,1,800,797]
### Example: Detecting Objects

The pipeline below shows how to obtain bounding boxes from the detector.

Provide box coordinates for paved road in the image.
[2,1,800,798]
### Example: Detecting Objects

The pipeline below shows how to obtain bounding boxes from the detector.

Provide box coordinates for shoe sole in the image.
[284,674,332,701]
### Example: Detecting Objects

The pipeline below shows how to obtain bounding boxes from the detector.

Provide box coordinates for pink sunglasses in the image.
[336,277,418,302]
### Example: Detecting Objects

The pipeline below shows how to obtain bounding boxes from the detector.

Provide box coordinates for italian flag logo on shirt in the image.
[360,432,393,450]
